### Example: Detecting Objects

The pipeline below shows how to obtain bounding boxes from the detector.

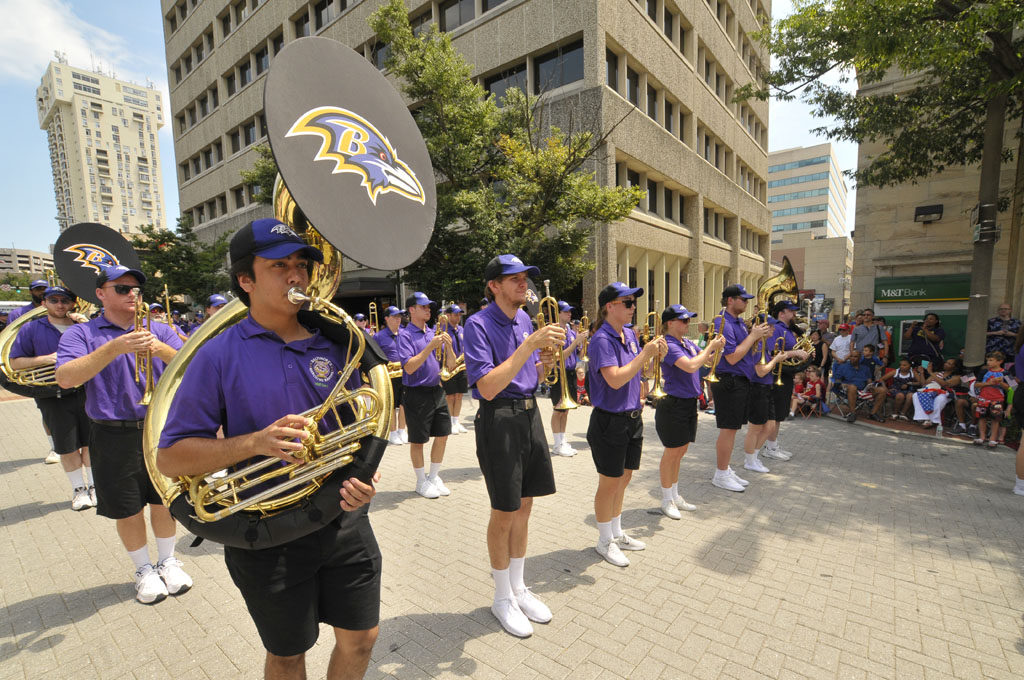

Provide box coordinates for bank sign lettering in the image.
[873,275,970,303]
[879,287,928,299]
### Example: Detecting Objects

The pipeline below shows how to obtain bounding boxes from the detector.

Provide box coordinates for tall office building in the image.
[162,0,771,318]
[767,143,847,238]
[35,57,168,235]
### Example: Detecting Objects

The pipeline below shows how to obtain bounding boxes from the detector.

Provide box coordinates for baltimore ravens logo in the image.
[525,290,538,304]
[309,356,337,385]
[63,243,120,273]
[287,106,426,206]
[271,224,299,238]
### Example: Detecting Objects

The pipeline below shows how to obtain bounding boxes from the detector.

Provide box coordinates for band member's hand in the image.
[340,471,379,511]
[788,349,810,361]
[39,352,58,365]
[428,332,449,350]
[577,329,590,341]
[641,336,667,360]
[754,323,773,339]
[67,312,88,324]
[538,347,557,369]
[109,330,155,355]
[251,414,311,464]
[710,334,726,351]
[526,324,565,351]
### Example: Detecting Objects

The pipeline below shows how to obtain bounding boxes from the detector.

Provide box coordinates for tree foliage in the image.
[239,144,277,205]
[0,273,40,302]
[369,0,643,302]
[738,0,1024,188]
[130,215,232,309]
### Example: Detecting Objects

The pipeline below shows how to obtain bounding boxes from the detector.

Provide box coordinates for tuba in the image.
[143,37,435,550]
[0,307,57,396]
[755,255,813,370]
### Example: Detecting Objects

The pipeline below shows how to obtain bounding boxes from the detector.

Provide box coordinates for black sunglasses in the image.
[611,299,636,309]
[104,284,139,296]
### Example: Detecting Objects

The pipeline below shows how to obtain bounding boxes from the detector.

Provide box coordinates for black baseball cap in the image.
[771,299,799,316]
[598,282,644,307]
[230,218,323,265]
[483,254,540,281]
[662,304,697,324]
[722,284,754,300]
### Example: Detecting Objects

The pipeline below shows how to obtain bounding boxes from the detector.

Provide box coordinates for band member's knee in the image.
[334,626,378,660]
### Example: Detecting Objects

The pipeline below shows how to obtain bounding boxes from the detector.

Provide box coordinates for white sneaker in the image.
[449,420,460,435]
[388,432,403,446]
[661,500,681,519]
[44,450,60,464]
[760,445,791,461]
[400,430,409,444]
[615,533,646,551]
[156,557,193,595]
[552,441,575,457]
[415,478,440,499]
[596,538,630,566]
[88,486,97,507]
[71,487,91,511]
[674,496,697,512]
[728,467,749,486]
[712,472,745,492]
[430,475,451,496]
[456,422,469,434]
[514,588,552,623]
[744,457,770,474]
[1014,482,1024,497]
[134,564,168,605]
[492,597,533,637]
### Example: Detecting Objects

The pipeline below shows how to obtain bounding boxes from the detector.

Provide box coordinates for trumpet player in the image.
[9,285,94,510]
[464,254,561,638]
[55,264,190,605]
[655,305,725,519]
[157,219,381,678]
[399,291,457,498]
[442,304,470,434]
[550,300,587,457]
[374,305,408,445]
[759,300,811,462]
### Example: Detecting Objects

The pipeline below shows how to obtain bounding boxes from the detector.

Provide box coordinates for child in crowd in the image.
[885,357,919,421]
[575,364,590,406]
[862,344,885,379]
[975,351,1009,447]
[790,367,824,416]
[788,372,806,416]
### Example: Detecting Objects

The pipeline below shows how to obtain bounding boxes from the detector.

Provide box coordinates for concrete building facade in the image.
[35,58,168,236]
[767,142,847,239]
[0,249,55,277]
[162,0,772,318]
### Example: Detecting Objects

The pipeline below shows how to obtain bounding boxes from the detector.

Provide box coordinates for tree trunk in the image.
[1004,113,1024,316]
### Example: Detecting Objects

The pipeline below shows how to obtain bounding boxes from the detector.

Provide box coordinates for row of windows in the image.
[772,220,826,233]
[179,115,266,184]
[771,203,827,218]
[72,72,100,85]
[631,0,693,64]
[767,171,828,189]
[189,184,260,225]
[73,83,101,95]
[606,48,694,148]
[479,39,584,101]
[766,187,829,203]
[768,155,828,174]
[617,162,692,227]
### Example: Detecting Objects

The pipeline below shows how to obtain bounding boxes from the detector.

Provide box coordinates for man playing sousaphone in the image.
[157,219,382,679]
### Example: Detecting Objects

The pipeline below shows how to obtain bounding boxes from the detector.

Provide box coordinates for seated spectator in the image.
[861,343,885,379]
[904,313,945,367]
[911,357,963,428]
[952,372,978,436]
[832,349,887,422]
[986,303,1020,359]
[883,357,919,421]
[575,364,590,406]
[830,324,853,364]
[974,351,1009,447]
[788,372,806,415]
[791,367,824,416]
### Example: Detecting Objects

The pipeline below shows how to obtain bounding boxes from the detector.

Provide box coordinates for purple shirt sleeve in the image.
[464,316,493,388]
[55,323,89,368]
[158,342,225,448]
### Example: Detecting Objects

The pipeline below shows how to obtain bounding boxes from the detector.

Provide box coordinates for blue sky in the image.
[0,0,855,254]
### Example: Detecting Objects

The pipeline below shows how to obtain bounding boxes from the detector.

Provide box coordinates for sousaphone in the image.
[143,37,436,549]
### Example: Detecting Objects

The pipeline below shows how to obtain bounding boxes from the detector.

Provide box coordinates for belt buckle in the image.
[628,409,641,419]
[524,399,534,410]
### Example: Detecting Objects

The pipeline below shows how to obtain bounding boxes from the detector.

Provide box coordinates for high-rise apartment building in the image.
[0,248,55,276]
[767,143,847,238]
[162,0,771,318]
[35,57,168,236]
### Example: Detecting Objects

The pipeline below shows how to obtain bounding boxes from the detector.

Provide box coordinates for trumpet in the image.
[536,280,578,409]
[368,301,379,333]
[751,312,772,364]
[435,301,465,381]
[641,300,659,380]
[771,337,786,386]
[703,309,726,383]
[579,311,589,370]
[134,288,155,406]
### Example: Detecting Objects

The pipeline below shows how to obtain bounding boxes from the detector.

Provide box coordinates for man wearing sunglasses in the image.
[9,286,94,510]
[56,265,191,605]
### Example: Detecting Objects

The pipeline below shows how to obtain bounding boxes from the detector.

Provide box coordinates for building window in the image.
[225,73,236,96]
[665,101,674,134]
[255,47,269,75]
[198,95,209,117]
[314,0,335,30]
[439,0,474,32]
[203,148,213,168]
[192,157,202,175]
[647,180,657,213]
[410,11,431,36]
[294,12,310,37]
[483,64,526,102]
[626,67,639,105]
[646,85,657,120]
[272,33,284,55]
[371,42,391,70]
[233,186,245,209]
[483,0,508,10]
[239,60,252,86]
[664,11,674,39]
[626,169,640,188]
[230,130,241,153]
[664,188,673,220]
[533,40,583,94]
[222,13,232,37]
[647,0,657,21]
[244,120,257,146]
[606,49,618,91]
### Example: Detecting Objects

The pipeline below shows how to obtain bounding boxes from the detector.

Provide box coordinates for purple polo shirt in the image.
[1016,344,1024,379]
[750,317,797,386]
[464,303,539,400]
[57,314,184,421]
[10,316,69,359]
[661,335,701,399]
[588,322,642,412]
[373,327,400,363]
[398,322,440,387]
[449,324,464,357]
[159,314,353,450]
[562,326,578,371]
[716,310,753,379]
[7,302,38,324]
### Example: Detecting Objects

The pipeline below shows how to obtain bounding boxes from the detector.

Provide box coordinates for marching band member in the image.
[399,291,456,498]
[55,264,192,605]
[207,293,228,318]
[9,285,94,510]
[149,302,167,323]
[442,304,470,434]
[707,285,772,492]
[655,305,724,519]
[7,278,48,323]
[587,282,666,567]
[464,254,561,637]
[157,219,381,678]
[374,305,408,445]
[549,301,587,457]
[354,313,372,335]
[759,300,810,462]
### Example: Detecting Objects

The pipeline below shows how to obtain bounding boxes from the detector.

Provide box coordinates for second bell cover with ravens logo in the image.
[264,37,436,271]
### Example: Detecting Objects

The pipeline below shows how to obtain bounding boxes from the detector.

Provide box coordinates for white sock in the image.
[1016,477,1024,487]
[765,439,778,449]
[83,466,93,486]
[492,567,512,602]
[67,468,85,490]
[47,434,54,449]
[156,536,176,563]
[661,486,675,502]
[611,515,623,538]
[414,467,426,483]
[451,416,459,428]
[429,462,442,480]
[745,453,757,465]
[715,467,729,477]
[671,482,679,499]
[127,547,151,571]
[398,428,407,438]
[509,557,526,593]
[553,432,563,447]
[597,520,614,543]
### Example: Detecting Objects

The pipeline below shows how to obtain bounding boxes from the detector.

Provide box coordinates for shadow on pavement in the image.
[369,610,489,679]
[0,500,70,527]
[0,457,42,476]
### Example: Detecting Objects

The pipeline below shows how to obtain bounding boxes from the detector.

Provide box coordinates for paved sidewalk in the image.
[1,396,1022,679]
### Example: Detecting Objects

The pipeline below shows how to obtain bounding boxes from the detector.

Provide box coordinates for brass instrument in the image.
[134,288,155,406]
[753,312,772,364]
[0,307,55,388]
[536,280,578,409]
[754,255,812,369]
[435,301,465,381]
[579,311,589,371]
[771,337,786,386]
[368,301,379,333]
[703,309,727,383]
[641,300,660,379]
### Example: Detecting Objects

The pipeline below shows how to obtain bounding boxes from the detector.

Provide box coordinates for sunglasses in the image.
[45,297,73,304]
[611,299,636,309]
[104,284,139,296]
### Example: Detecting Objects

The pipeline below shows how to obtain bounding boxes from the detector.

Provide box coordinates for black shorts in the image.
[655,395,698,448]
[769,375,794,422]
[549,367,577,410]
[223,508,382,657]
[474,399,556,511]
[88,423,162,519]
[442,371,469,396]
[747,382,771,425]
[35,390,89,454]
[402,385,451,444]
[709,373,749,430]
[390,376,404,408]
[587,408,644,478]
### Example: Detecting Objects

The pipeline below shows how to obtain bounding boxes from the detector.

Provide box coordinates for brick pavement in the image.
[1,395,1022,679]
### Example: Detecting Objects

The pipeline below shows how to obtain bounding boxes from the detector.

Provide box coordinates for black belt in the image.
[483,397,536,411]
[91,418,145,430]
[595,407,642,419]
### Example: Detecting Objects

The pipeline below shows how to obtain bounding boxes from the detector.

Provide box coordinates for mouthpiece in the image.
[287,287,312,305]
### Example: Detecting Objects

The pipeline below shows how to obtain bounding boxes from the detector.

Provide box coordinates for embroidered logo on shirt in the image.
[523,331,530,340]
[629,341,638,354]
[308,356,337,385]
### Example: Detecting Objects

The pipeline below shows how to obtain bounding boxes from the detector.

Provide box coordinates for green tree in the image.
[0,273,38,302]
[130,216,232,309]
[239,144,277,205]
